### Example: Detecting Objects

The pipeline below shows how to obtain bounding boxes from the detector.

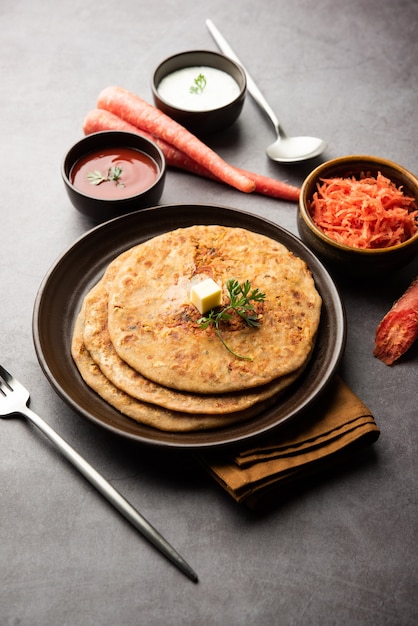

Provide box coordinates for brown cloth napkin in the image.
[198,377,379,510]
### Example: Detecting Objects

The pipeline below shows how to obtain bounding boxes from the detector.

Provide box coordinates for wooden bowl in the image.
[297,155,418,276]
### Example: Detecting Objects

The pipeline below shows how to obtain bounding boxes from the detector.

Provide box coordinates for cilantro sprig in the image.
[197,278,266,361]
[87,166,125,187]
[190,73,207,95]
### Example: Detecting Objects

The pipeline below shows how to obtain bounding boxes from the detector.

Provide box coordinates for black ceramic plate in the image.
[33,204,346,449]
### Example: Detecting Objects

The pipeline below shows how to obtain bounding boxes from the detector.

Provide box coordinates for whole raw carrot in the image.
[236,167,299,202]
[373,276,418,365]
[97,86,255,194]
[83,109,219,180]
[83,108,300,201]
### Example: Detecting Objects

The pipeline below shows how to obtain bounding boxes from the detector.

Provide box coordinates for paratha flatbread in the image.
[83,252,303,414]
[108,225,321,394]
[72,302,282,432]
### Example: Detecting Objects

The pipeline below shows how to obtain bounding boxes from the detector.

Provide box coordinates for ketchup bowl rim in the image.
[62,130,166,202]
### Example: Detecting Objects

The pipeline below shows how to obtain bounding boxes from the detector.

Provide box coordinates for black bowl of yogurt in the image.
[152,50,247,136]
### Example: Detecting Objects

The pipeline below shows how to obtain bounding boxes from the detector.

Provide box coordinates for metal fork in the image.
[0,364,198,583]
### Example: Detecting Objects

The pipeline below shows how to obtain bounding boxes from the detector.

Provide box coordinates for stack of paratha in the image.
[71,225,322,432]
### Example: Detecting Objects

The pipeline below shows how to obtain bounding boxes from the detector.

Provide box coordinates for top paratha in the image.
[82,250,302,414]
[107,225,322,394]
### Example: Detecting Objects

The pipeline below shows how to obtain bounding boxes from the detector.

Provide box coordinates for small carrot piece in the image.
[374,276,418,365]
[83,108,300,202]
[97,86,255,194]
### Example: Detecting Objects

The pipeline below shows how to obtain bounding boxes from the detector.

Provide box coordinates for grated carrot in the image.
[309,172,418,249]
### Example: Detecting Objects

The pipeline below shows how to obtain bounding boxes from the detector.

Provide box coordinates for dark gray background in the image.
[1,1,417,624]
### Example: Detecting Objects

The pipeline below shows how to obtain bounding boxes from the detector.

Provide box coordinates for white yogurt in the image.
[157,66,241,111]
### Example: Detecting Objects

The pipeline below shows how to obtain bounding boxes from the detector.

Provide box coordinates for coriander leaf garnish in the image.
[87,166,125,187]
[197,278,266,361]
[190,73,207,94]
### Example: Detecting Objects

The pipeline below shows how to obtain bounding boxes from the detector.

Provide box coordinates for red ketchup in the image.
[71,147,159,199]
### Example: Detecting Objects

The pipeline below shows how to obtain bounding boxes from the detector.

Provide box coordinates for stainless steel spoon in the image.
[206,19,327,163]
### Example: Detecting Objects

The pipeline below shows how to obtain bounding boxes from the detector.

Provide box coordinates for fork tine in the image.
[0,365,13,397]
[0,364,30,411]
[0,363,12,387]
[0,364,26,395]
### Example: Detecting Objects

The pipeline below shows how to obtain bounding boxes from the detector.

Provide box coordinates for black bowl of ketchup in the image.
[62,131,166,222]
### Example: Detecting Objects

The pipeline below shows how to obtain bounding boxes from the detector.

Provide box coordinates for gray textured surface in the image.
[1,1,417,624]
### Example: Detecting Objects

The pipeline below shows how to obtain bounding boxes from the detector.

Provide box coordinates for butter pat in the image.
[190,278,222,314]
